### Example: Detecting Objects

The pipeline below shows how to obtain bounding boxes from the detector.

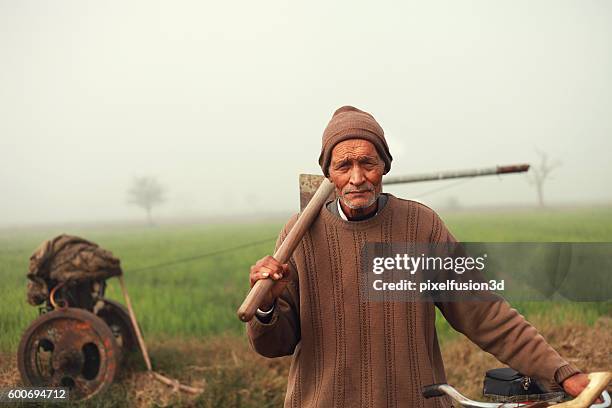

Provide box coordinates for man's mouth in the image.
[345,190,373,196]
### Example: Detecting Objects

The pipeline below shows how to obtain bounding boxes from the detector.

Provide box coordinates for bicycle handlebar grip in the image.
[422,384,446,399]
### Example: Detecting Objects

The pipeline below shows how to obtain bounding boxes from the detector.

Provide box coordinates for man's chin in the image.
[342,196,377,210]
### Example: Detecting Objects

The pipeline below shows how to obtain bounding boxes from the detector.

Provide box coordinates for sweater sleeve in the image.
[431,213,579,386]
[246,216,301,358]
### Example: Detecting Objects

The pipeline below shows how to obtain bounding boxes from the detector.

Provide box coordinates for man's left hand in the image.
[562,373,603,404]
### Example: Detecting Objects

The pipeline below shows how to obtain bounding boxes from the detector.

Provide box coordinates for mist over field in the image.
[1,4,611,405]
[1,0,611,227]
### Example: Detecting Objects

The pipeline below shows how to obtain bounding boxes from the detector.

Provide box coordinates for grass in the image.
[0,222,282,352]
[0,206,610,406]
[1,207,612,353]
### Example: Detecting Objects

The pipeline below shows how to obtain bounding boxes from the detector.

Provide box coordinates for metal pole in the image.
[384,164,530,185]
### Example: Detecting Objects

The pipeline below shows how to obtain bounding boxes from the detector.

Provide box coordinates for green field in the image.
[1,207,611,354]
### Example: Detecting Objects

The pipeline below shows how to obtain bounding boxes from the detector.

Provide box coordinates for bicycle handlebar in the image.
[422,371,611,408]
[422,383,447,399]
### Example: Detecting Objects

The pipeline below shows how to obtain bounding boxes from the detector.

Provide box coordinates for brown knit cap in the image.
[319,106,392,176]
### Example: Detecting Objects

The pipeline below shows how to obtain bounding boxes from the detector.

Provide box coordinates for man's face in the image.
[328,139,384,211]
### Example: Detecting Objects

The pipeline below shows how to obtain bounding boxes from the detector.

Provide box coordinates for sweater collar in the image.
[336,196,386,221]
[324,194,392,228]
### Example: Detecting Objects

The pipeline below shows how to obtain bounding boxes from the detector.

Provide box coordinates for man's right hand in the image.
[249,255,291,311]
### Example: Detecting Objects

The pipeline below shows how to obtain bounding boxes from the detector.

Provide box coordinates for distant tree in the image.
[526,150,561,207]
[127,176,165,225]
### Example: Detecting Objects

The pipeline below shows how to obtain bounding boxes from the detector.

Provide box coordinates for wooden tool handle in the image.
[555,371,611,408]
[237,178,335,322]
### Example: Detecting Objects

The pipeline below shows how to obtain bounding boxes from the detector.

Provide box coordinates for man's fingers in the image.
[259,265,274,277]
[260,255,284,268]
[562,373,606,403]
[259,265,285,278]
[275,264,290,281]
[252,270,284,282]
[250,272,269,286]
[253,256,288,273]
[249,256,289,291]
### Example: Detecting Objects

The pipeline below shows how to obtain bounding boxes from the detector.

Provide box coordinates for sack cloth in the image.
[26,234,122,305]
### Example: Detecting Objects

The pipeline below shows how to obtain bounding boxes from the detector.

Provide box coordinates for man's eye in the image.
[363,162,377,169]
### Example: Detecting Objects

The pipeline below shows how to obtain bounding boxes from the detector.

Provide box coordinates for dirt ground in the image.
[442,316,612,400]
[1,317,610,407]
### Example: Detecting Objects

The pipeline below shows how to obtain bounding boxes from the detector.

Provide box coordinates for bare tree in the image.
[526,150,561,207]
[127,176,165,225]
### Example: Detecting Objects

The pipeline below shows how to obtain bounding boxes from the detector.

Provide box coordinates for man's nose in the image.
[349,165,366,186]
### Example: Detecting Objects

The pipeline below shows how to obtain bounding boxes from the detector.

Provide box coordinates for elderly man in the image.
[247,106,589,407]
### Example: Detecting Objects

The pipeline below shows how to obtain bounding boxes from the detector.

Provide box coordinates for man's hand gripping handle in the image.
[237,178,335,322]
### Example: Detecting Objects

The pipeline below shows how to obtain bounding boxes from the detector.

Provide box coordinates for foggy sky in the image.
[1,0,611,226]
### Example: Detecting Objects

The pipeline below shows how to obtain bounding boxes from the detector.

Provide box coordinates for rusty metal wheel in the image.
[96,299,138,356]
[17,308,120,401]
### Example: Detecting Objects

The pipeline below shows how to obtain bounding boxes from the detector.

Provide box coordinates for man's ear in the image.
[326,166,333,181]
[326,173,339,192]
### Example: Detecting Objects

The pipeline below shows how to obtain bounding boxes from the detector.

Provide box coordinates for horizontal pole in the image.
[384,164,530,185]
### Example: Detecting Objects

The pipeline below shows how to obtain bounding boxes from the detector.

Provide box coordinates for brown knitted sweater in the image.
[247,194,577,408]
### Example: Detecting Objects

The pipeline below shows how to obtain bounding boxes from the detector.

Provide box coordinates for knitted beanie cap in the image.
[318,106,392,176]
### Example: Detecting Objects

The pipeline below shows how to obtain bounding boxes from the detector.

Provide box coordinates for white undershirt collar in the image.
[337,198,378,221]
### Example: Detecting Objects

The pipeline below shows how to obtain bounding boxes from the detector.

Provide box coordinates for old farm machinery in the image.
[18,234,203,401]
[18,235,138,400]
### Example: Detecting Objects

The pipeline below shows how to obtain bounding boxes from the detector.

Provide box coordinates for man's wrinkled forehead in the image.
[330,139,381,163]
